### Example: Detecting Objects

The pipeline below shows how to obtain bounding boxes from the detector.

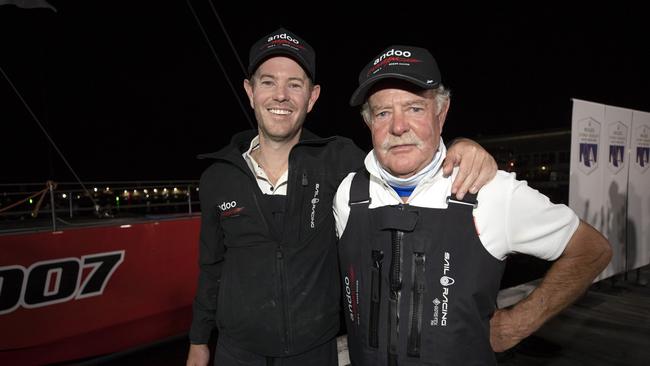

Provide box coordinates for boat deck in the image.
[0,213,199,235]
[64,265,650,366]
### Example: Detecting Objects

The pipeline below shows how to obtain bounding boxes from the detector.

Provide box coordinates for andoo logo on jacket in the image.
[431,252,454,327]
[344,266,359,324]
[219,200,243,218]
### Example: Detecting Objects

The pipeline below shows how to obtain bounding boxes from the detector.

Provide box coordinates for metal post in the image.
[69,192,73,218]
[187,184,192,214]
[48,181,57,232]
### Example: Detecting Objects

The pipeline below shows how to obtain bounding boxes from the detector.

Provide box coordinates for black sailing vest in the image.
[338,171,505,366]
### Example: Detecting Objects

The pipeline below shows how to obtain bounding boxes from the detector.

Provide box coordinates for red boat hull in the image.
[0,217,200,365]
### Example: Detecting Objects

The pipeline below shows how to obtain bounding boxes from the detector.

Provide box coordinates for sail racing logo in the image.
[0,251,124,315]
[431,251,454,327]
[310,183,320,228]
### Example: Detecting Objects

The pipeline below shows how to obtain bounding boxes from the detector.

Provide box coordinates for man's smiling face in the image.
[244,56,320,143]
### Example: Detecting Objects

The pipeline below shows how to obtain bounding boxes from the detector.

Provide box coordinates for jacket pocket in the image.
[407,252,426,357]
[368,249,383,348]
[216,266,229,329]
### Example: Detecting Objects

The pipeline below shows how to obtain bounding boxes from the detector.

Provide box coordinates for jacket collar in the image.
[196,128,326,161]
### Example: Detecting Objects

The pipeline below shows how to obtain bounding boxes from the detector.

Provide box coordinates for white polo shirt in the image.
[242,135,288,195]
[333,145,579,261]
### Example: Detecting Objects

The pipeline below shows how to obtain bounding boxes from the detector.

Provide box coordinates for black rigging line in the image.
[0,65,99,208]
[207,0,247,78]
[185,0,255,130]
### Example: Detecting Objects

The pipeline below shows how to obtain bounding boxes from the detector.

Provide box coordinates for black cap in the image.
[350,45,441,106]
[248,27,316,81]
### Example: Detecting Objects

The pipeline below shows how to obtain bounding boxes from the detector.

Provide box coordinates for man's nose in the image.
[273,84,289,102]
[390,110,409,135]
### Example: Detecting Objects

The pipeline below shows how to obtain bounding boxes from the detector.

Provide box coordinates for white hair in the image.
[360,84,450,124]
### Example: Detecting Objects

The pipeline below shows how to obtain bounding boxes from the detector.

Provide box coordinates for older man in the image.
[334,45,612,366]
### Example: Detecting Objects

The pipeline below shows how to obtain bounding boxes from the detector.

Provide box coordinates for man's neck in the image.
[253,131,300,185]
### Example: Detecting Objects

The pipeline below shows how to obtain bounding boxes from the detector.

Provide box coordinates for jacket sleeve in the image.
[188,166,225,344]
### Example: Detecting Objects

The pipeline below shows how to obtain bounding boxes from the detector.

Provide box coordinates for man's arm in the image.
[443,137,498,199]
[186,168,226,366]
[489,220,612,352]
[187,344,211,366]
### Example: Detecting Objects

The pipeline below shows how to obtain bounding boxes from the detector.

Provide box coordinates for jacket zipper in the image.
[407,252,426,357]
[248,164,288,353]
[369,250,384,348]
[276,247,290,354]
[388,205,404,365]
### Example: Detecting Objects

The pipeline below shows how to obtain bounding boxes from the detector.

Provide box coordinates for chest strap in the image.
[351,168,479,209]
[446,192,478,208]
[349,169,371,206]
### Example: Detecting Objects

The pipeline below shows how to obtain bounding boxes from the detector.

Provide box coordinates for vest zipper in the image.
[388,208,404,365]
[407,252,426,357]
[369,250,384,348]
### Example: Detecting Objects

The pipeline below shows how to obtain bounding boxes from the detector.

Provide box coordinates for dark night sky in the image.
[2,2,649,183]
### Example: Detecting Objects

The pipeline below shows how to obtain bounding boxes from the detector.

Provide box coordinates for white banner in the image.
[628,111,650,270]
[601,105,632,278]
[569,99,650,280]
[569,99,605,227]
[569,99,630,280]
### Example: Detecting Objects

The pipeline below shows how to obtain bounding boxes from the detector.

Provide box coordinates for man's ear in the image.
[361,105,372,129]
[364,117,372,130]
[306,84,321,113]
[243,79,254,109]
[437,98,450,131]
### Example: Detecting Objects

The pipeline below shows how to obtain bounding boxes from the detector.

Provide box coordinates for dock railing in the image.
[0,180,200,233]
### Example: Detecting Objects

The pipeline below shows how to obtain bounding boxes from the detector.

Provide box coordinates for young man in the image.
[186,30,497,366]
[334,45,612,365]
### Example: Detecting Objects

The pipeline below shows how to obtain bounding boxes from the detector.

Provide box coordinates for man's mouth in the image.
[389,144,416,152]
[268,108,291,115]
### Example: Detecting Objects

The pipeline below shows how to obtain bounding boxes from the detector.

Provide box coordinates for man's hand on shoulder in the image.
[444,137,497,199]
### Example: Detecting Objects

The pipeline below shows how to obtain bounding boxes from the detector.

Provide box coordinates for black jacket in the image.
[189,128,365,356]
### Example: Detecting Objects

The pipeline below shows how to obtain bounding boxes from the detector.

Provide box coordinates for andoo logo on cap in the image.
[267,33,300,45]
[373,48,412,65]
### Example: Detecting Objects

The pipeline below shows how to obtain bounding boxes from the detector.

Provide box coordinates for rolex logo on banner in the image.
[608,122,628,173]
[577,117,601,175]
[633,124,650,173]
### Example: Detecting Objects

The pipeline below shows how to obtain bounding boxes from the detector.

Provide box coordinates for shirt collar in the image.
[365,137,447,186]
